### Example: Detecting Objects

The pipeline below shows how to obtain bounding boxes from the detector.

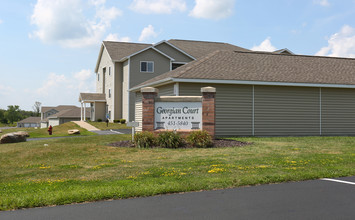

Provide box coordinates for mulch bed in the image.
[108,139,251,148]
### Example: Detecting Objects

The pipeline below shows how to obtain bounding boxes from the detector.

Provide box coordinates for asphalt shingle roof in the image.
[103,41,152,61]
[17,117,41,124]
[134,50,355,88]
[102,39,250,62]
[167,39,250,58]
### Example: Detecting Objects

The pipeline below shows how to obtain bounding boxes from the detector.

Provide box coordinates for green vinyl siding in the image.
[321,88,355,135]
[254,86,320,136]
[179,83,253,136]
[157,84,175,96]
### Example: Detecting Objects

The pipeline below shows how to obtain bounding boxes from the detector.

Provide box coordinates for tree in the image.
[4,105,21,124]
[32,101,42,116]
[0,109,7,124]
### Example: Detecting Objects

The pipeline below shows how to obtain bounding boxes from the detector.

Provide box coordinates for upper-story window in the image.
[109,67,111,76]
[108,88,111,98]
[140,61,154,73]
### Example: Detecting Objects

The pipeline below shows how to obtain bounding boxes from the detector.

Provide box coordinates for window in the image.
[140,61,154,72]
[108,88,111,98]
[109,67,111,76]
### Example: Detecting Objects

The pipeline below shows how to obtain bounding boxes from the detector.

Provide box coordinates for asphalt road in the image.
[1,176,354,220]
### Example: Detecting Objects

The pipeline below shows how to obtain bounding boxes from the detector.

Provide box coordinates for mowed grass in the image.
[0,122,95,138]
[0,135,354,211]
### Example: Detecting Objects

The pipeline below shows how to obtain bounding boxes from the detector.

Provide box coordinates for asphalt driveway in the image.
[1,176,354,220]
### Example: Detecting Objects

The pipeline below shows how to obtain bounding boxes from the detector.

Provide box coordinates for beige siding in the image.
[254,86,320,136]
[135,92,143,131]
[129,48,171,88]
[114,62,123,120]
[94,102,106,122]
[179,83,253,136]
[154,42,193,63]
[122,61,129,120]
[322,88,355,135]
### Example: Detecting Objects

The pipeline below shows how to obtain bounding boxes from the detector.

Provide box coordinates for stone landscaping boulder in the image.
[0,131,29,144]
[68,129,80,135]
[14,131,29,137]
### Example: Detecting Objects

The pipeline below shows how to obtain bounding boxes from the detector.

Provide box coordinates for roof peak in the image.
[233,50,355,61]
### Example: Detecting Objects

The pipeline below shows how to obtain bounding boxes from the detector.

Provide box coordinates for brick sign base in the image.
[141,86,216,137]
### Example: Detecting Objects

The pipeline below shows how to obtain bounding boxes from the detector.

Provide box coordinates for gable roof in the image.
[103,41,151,61]
[132,50,355,90]
[167,39,250,59]
[274,48,295,55]
[17,117,41,124]
[95,41,151,72]
[95,39,251,72]
[41,105,78,113]
[48,107,90,119]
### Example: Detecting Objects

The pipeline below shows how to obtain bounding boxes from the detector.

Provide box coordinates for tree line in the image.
[0,102,41,125]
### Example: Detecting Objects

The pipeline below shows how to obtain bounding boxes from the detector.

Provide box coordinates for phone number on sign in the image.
[167,121,189,126]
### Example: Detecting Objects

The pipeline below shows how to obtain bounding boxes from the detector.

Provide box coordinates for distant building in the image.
[17,117,41,128]
[40,105,90,128]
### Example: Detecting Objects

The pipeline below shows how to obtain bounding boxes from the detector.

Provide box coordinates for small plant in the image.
[113,120,120,123]
[157,131,184,148]
[186,130,214,148]
[97,119,102,122]
[134,131,156,148]
[120,119,126,124]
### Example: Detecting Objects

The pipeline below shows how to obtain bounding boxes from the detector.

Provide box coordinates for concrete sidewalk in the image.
[72,121,100,131]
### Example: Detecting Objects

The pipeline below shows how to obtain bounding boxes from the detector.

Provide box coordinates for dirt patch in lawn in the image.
[108,139,251,148]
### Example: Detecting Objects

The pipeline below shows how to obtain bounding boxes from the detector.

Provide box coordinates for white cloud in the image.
[105,33,131,42]
[316,25,355,58]
[313,0,330,7]
[30,0,121,48]
[130,0,186,14]
[251,37,277,52]
[189,0,235,20]
[138,25,158,42]
[35,70,95,105]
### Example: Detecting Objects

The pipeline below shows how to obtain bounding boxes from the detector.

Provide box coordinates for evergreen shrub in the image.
[134,131,156,148]
[157,131,184,148]
[186,130,213,148]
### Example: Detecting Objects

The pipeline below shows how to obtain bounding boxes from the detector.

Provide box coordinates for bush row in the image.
[134,130,213,148]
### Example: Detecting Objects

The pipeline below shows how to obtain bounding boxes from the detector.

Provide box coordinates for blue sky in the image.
[1,0,355,110]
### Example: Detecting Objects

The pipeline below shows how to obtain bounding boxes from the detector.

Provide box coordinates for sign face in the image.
[127,121,139,127]
[155,102,202,130]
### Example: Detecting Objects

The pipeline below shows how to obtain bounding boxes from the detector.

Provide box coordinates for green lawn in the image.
[0,135,354,210]
[0,122,95,138]
[87,121,128,130]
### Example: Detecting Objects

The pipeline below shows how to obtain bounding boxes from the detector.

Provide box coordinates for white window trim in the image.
[140,61,154,73]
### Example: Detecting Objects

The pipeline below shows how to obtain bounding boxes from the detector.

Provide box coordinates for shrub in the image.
[97,119,102,122]
[157,131,184,148]
[113,120,120,123]
[134,131,156,148]
[186,130,214,148]
[120,119,126,124]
